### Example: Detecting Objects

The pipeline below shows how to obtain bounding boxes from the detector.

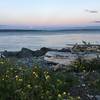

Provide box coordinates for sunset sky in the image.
[0,0,100,27]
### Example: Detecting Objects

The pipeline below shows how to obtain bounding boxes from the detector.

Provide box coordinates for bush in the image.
[0,59,79,100]
[73,58,100,72]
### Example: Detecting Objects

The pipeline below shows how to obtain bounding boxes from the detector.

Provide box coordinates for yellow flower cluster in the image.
[58,93,62,98]
[45,75,50,80]
[0,61,4,64]
[33,71,38,78]
[15,75,23,82]
[27,84,32,89]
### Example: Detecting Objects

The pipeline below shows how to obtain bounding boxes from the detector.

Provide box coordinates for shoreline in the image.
[1,43,100,69]
[1,43,100,52]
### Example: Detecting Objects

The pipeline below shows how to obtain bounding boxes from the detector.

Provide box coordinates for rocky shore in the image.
[0,47,72,69]
[1,43,100,70]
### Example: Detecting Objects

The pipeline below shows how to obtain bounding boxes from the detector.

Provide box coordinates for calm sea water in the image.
[0,31,100,51]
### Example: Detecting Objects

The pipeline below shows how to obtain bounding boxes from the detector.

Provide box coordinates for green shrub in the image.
[0,59,79,100]
[73,58,100,72]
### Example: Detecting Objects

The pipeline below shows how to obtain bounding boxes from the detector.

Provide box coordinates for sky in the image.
[0,0,100,27]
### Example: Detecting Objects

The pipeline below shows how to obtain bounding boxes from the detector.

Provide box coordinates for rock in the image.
[52,64,64,71]
[0,52,5,58]
[46,61,58,66]
[40,47,50,52]
[17,47,52,58]
[52,64,70,71]
[44,51,77,65]
[17,48,34,58]
[70,86,91,100]
[2,50,18,57]
[2,47,51,58]
[96,95,100,100]
[59,48,71,52]
[32,47,49,57]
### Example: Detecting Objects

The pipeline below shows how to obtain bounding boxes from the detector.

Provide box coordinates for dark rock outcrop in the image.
[2,47,72,58]
[2,47,52,58]
[3,50,18,57]
[16,47,50,58]
[32,47,50,57]
[17,48,34,58]
[59,48,71,52]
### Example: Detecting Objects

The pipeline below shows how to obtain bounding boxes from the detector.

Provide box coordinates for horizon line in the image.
[0,28,100,32]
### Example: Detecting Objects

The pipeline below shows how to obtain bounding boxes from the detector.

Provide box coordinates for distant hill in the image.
[0,25,100,32]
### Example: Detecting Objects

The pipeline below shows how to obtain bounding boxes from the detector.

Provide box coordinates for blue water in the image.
[0,31,100,51]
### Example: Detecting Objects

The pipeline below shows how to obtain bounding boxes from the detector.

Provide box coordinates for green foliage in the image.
[0,57,100,100]
[73,58,100,72]
[0,59,78,100]
[72,58,100,97]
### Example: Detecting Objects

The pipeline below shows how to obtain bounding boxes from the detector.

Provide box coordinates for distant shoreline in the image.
[0,29,100,32]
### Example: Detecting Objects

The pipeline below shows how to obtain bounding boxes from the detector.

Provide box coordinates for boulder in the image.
[59,48,71,52]
[16,48,34,58]
[17,47,51,58]
[33,47,49,57]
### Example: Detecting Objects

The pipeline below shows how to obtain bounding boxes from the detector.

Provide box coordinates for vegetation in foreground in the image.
[0,58,100,100]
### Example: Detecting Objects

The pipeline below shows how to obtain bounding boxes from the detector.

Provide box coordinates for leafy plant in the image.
[0,59,79,100]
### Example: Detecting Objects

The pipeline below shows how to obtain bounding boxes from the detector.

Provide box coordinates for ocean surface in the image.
[0,31,100,51]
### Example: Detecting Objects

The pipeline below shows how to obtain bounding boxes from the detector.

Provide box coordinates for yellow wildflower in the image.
[33,71,38,78]
[27,84,32,89]
[58,94,62,98]
[77,96,81,99]
[63,92,66,95]
[2,78,4,80]
[0,62,4,64]
[45,75,50,80]
[18,78,23,82]
[15,75,19,80]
